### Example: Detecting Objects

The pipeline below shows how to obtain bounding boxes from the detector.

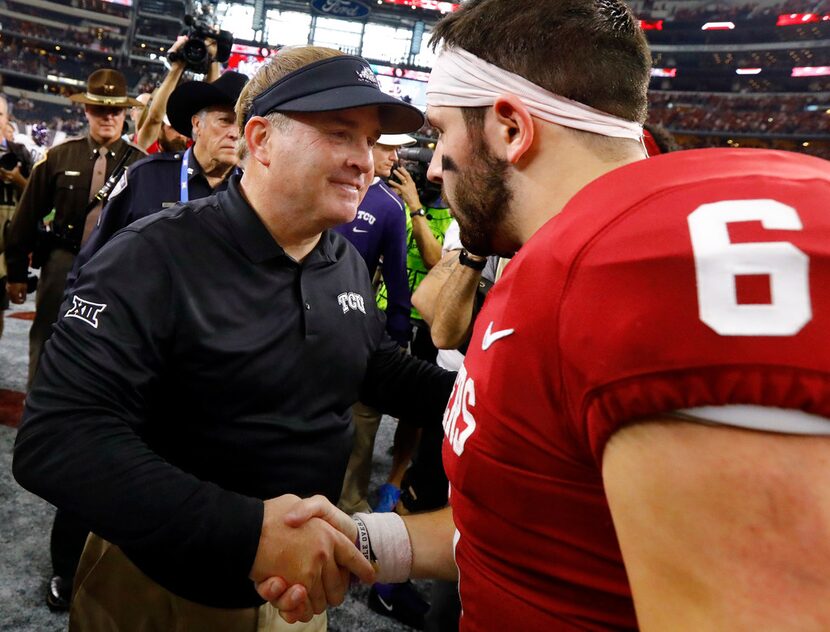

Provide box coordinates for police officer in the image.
[5,69,145,388]
[68,71,248,288]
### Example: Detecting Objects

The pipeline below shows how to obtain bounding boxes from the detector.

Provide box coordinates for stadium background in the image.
[0,0,827,630]
[2,0,828,159]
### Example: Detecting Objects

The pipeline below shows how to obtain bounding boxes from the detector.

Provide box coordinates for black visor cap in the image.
[246,55,424,134]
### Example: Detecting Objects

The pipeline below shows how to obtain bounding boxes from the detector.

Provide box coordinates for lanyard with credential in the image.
[179,147,192,203]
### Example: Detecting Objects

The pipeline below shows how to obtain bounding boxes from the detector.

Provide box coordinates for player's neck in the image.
[514,128,645,245]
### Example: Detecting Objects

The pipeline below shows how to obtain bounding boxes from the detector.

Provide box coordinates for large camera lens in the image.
[0,151,18,171]
[398,147,434,163]
[182,38,208,66]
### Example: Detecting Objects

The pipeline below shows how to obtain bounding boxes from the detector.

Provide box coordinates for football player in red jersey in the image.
[261,1,830,629]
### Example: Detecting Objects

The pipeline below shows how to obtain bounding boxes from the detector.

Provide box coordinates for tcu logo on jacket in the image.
[443,363,477,456]
[337,292,366,314]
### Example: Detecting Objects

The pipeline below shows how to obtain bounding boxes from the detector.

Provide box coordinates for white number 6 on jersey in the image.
[688,200,812,336]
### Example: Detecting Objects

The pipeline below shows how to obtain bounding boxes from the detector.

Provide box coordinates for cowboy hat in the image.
[166,71,249,138]
[69,69,144,108]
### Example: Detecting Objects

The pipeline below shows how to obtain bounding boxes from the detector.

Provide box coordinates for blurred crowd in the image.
[649,92,830,135]
[637,0,830,20]
[0,0,826,163]
[1,16,124,52]
[4,88,827,161]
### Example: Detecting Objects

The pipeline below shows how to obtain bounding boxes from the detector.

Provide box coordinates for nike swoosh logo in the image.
[376,593,394,612]
[353,227,368,233]
[481,321,515,351]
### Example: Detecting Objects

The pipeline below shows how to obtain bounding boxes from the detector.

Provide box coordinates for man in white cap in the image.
[260,0,830,629]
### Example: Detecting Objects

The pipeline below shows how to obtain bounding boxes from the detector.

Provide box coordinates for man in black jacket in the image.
[14,47,452,631]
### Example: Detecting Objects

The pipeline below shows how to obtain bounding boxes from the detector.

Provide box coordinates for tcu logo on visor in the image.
[355,66,379,87]
[64,296,107,329]
[338,292,366,315]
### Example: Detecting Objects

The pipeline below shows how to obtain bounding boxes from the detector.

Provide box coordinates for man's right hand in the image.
[167,35,188,61]
[7,282,26,304]
[250,495,375,621]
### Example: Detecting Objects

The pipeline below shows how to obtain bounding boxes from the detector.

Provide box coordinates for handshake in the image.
[249,494,406,624]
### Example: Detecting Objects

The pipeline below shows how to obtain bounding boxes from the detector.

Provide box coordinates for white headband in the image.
[426,47,643,141]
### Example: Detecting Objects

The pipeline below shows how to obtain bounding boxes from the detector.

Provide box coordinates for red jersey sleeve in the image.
[555,149,830,464]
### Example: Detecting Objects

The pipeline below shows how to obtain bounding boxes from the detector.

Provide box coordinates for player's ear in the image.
[491,94,534,165]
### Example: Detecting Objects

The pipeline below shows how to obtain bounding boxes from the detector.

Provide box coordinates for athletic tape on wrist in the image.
[352,512,413,583]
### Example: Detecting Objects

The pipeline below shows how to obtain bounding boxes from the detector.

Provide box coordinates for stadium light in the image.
[777,13,819,26]
[651,68,677,78]
[378,0,459,12]
[702,22,736,30]
[640,19,663,30]
[792,66,830,77]
[736,68,762,75]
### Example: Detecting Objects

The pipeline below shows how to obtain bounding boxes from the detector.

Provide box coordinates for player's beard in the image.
[444,137,513,257]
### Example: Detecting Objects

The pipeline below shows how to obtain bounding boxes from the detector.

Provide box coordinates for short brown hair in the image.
[430,0,651,124]
[235,46,344,159]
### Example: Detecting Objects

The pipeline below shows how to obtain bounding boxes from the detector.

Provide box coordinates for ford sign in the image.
[311,0,371,18]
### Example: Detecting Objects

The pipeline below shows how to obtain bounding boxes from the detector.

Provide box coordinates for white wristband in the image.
[352,512,413,583]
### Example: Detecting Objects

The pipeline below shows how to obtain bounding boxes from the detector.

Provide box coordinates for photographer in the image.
[388,155,443,269]
[0,94,33,339]
[374,151,453,510]
[134,34,222,152]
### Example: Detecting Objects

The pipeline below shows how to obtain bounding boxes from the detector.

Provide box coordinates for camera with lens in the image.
[393,146,441,202]
[168,14,234,74]
[0,150,19,172]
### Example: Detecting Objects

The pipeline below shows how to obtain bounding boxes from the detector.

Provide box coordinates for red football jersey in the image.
[442,149,830,631]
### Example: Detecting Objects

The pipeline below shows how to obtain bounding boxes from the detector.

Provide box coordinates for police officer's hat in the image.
[167,71,249,138]
[69,69,144,108]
